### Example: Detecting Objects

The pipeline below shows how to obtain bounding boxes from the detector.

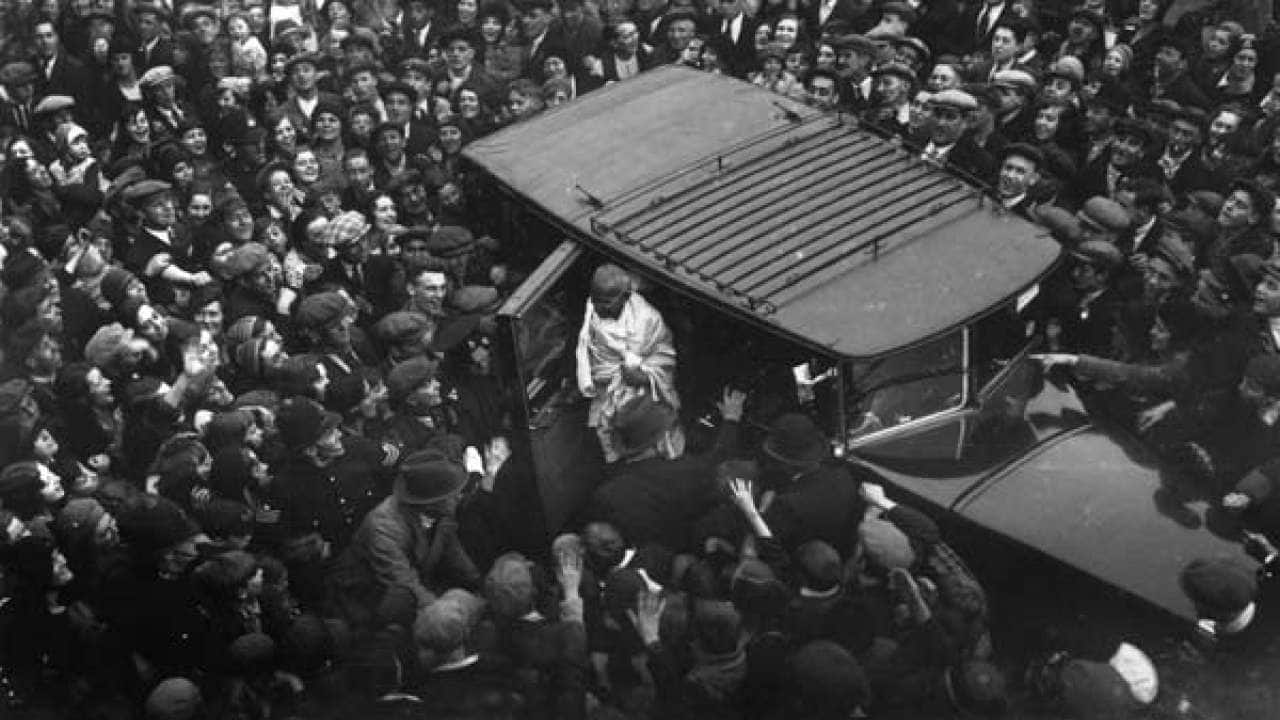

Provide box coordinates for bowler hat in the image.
[395,451,468,505]
[763,412,828,466]
[610,395,678,457]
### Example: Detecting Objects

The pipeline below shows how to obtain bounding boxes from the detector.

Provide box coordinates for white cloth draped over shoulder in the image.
[575,291,683,461]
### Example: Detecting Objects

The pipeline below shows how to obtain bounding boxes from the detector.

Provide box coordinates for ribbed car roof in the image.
[464,66,1061,358]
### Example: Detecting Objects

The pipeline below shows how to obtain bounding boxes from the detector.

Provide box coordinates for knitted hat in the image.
[484,551,537,618]
[1180,557,1258,622]
[859,517,915,571]
[790,640,870,713]
[144,678,202,720]
[394,451,468,505]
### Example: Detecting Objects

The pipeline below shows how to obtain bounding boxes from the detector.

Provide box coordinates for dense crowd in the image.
[3,0,1280,718]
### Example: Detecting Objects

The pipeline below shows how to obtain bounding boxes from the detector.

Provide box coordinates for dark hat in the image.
[828,33,877,56]
[276,397,341,450]
[610,395,678,457]
[796,540,842,591]
[438,24,478,48]
[414,588,484,653]
[375,311,434,345]
[429,313,484,353]
[1060,659,1135,719]
[928,88,979,111]
[179,3,217,28]
[1180,557,1258,622]
[399,57,432,77]
[144,677,201,720]
[54,498,108,545]
[426,225,476,258]
[1001,142,1044,167]
[342,26,383,53]
[1245,354,1280,397]
[991,68,1038,93]
[226,242,274,279]
[122,179,174,206]
[1,248,47,290]
[386,356,438,399]
[1155,30,1196,58]
[0,61,36,86]
[33,94,75,116]
[380,79,418,104]
[1112,116,1152,145]
[131,0,170,17]
[763,413,828,466]
[295,291,349,330]
[283,52,321,76]
[118,497,200,554]
[1229,178,1276,221]
[228,633,276,675]
[893,36,930,61]
[193,550,259,601]
[395,451,468,505]
[790,640,870,712]
[943,660,1009,716]
[0,462,41,505]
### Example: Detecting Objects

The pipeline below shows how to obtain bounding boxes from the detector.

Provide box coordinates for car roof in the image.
[956,426,1257,621]
[464,66,1061,358]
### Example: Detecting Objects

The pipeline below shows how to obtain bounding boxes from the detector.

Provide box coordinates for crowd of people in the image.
[2,0,1280,717]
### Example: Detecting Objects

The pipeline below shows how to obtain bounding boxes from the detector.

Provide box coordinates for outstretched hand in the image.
[716,387,747,422]
[726,477,757,516]
[626,589,666,645]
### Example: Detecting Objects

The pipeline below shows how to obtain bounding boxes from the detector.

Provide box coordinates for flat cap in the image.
[179,3,218,27]
[892,35,931,61]
[1044,56,1085,85]
[991,69,1038,92]
[226,242,274,279]
[871,61,917,84]
[828,33,878,55]
[283,52,321,75]
[131,1,170,16]
[1070,239,1125,271]
[375,311,434,345]
[1076,196,1130,233]
[1180,557,1258,622]
[122,179,174,205]
[33,94,75,115]
[295,291,349,329]
[139,64,177,87]
[1001,142,1044,167]
[928,88,978,111]
[0,61,36,86]
[386,356,438,399]
[1033,205,1083,243]
[1112,116,1153,144]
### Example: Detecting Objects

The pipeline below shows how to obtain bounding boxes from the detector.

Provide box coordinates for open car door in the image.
[495,241,605,536]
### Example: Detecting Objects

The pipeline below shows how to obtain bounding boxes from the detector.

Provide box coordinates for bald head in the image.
[590,264,631,319]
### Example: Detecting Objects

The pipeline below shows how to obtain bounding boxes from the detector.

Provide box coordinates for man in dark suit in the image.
[0,61,38,137]
[400,0,444,60]
[520,0,568,83]
[600,19,654,83]
[1076,117,1162,201]
[131,2,175,71]
[711,0,762,78]
[947,0,1011,58]
[805,0,869,39]
[992,143,1043,217]
[1157,105,1219,197]
[919,89,995,183]
[32,19,92,110]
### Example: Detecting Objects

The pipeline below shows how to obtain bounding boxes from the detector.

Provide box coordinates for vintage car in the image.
[460,66,1254,623]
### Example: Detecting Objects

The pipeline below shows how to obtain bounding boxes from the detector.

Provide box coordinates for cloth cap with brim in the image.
[610,395,678,457]
[414,588,484,653]
[1150,232,1196,279]
[1162,208,1215,247]
[796,540,842,590]
[790,640,870,712]
[1070,239,1125,272]
[54,498,107,543]
[991,69,1038,93]
[226,242,273,279]
[1180,556,1258,622]
[284,53,321,76]
[139,64,177,88]
[829,33,878,55]
[871,61,917,85]
[0,62,36,86]
[426,225,476,258]
[342,26,383,53]
[276,397,341,450]
[295,292,349,330]
[34,94,76,115]
[85,323,136,368]
[1060,659,1135,718]
[1044,56,1085,85]
[380,79,419,104]
[376,311,433,345]
[763,412,828,466]
[131,1,171,17]
[386,356,438,398]
[122,179,174,206]
[1076,197,1130,234]
[322,211,370,247]
[429,313,484,353]
[858,517,915,570]
[1245,354,1280,396]
[1112,117,1152,145]
[928,89,978,111]
[1001,142,1044,168]
[395,451,468,505]
[893,35,930,61]
[179,3,218,28]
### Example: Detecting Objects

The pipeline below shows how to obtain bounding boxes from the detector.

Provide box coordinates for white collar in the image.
[1222,602,1257,634]
[433,653,481,672]
[799,585,841,598]
[1001,192,1027,209]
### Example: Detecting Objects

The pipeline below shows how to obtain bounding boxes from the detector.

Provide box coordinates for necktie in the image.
[16,104,28,131]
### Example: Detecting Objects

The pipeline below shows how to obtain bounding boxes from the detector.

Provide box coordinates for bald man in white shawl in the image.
[575,264,684,462]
